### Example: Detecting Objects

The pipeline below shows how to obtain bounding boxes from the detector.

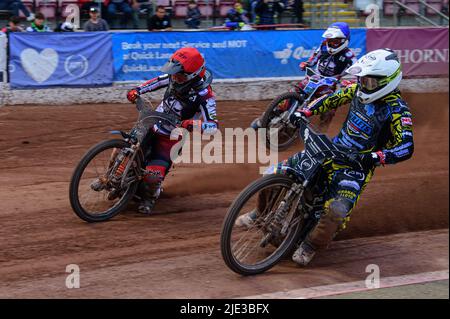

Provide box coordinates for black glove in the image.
[289,109,312,127]
[349,151,385,168]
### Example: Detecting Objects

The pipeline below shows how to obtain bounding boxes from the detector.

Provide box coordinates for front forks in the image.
[91,142,142,195]
[89,148,121,192]
[260,183,304,247]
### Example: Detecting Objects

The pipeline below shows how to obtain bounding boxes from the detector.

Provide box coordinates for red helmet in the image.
[161,47,206,84]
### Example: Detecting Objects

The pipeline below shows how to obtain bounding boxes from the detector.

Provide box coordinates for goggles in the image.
[359,76,382,93]
[358,67,401,93]
[168,59,205,84]
[171,73,189,84]
[327,38,346,49]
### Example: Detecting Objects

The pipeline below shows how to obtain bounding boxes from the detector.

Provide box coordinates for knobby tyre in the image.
[260,92,303,151]
[69,139,140,222]
[220,174,303,275]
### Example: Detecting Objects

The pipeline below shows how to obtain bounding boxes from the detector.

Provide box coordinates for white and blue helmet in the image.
[322,22,350,55]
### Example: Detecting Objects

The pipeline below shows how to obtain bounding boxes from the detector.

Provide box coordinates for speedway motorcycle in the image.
[260,67,352,151]
[220,114,363,275]
[69,97,180,222]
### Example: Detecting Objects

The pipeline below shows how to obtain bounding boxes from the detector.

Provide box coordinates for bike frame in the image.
[293,67,339,106]
[275,116,363,242]
[108,97,181,190]
[282,116,362,185]
[275,68,340,130]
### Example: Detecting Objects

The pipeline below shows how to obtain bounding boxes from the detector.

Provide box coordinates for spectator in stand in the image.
[185,0,201,29]
[1,15,24,35]
[79,0,109,14]
[293,0,304,24]
[84,7,110,31]
[254,0,284,26]
[108,0,133,28]
[225,1,250,29]
[132,0,153,29]
[79,0,110,23]
[442,0,449,15]
[148,5,172,31]
[26,12,51,32]
[240,0,251,11]
[54,21,75,32]
[0,0,35,21]
[250,0,258,23]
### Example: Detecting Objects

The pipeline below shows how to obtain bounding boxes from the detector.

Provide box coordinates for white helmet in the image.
[322,22,350,55]
[345,49,402,104]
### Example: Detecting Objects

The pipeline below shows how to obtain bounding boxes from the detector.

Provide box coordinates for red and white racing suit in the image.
[133,71,218,187]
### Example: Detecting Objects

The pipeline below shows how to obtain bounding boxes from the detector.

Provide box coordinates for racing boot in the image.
[235,209,258,228]
[250,117,262,130]
[235,186,275,228]
[292,241,316,266]
[293,198,351,266]
[137,182,161,215]
[90,177,107,192]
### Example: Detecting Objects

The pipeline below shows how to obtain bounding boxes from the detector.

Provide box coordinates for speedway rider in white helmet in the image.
[251,22,357,130]
[301,21,356,76]
[238,49,414,267]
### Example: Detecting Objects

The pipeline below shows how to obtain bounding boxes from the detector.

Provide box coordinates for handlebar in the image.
[138,110,181,128]
[130,97,182,144]
[135,96,181,128]
[135,95,148,112]
[305,67,357,88]
[305,67,339,84]
[295,117,364,171]
[322,149,364,171]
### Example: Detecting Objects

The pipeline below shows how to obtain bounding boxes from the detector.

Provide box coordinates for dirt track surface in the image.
[0,92,448,298]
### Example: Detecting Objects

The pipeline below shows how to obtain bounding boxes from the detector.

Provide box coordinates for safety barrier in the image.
[0,27,448,106]
[5,27,449,89]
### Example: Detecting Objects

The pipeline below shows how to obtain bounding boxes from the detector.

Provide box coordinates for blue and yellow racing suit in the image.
[278,84,414,249]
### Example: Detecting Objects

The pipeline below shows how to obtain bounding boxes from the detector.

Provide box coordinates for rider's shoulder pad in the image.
[158,74,170,81]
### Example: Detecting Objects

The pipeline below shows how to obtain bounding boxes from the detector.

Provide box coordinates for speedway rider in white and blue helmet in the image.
[303,21,357,76]
[251,22,357,130]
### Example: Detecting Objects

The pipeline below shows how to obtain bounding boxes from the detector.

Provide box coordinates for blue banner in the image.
[9,32,113,88]
[112,29,366,81]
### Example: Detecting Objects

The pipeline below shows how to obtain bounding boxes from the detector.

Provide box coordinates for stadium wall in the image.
[0,77,448,106]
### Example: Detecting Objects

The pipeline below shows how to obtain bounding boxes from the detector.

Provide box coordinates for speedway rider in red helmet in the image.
[127,47,218,214]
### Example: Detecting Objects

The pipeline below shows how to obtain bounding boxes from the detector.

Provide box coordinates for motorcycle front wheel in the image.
[69,139,141,222]
[260,92,304,152]
[220,174,304,276]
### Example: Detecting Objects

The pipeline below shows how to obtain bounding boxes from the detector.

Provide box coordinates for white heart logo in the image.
[20,48,58,83]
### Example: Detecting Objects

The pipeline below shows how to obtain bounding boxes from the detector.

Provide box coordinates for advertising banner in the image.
[112,29,367,81]
[366,28,449,77]
[9,32,114,88]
